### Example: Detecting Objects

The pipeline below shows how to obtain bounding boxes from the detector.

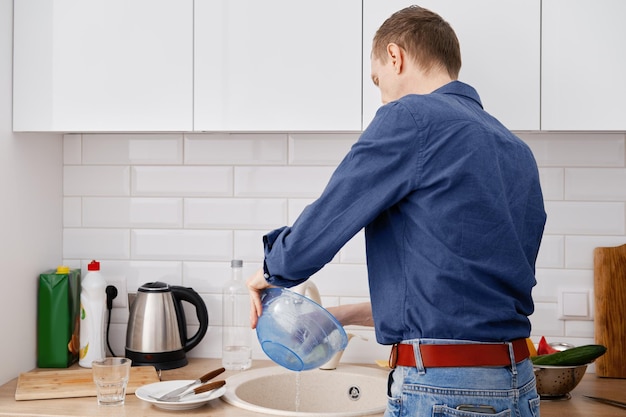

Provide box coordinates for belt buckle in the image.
[388,343,399,369]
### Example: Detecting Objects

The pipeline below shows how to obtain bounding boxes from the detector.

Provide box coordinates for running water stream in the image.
[294,372,301,412]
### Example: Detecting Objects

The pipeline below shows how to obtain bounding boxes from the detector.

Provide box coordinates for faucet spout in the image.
[319,333,367,370]
[292,281,322,304]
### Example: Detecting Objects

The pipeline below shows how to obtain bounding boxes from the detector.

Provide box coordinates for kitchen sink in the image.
[222,365,388,417]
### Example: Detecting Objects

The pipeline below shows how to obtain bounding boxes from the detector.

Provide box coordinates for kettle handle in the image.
[170,286,209,352]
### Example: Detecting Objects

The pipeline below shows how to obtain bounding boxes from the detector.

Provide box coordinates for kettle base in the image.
[125,348,188,370]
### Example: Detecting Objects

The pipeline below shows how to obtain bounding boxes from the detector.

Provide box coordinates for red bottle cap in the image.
[88,260,100,271]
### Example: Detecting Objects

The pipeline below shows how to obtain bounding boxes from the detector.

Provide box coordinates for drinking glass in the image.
[92,357,131,406]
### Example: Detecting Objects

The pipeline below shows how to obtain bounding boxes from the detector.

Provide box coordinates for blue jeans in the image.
[384,339,541,417]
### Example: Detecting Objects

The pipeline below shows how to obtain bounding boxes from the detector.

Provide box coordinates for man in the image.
[247,5,546,417]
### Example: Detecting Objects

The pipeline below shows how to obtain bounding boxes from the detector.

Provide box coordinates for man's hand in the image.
[246,267,272,329]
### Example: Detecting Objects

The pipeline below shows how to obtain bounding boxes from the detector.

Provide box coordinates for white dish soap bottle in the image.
[79,260,106,367]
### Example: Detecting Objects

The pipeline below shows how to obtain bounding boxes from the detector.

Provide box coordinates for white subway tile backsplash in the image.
[64,166,131,196]
[535,235,565,268]
[184,133,287,165]
[63,134,82,164]
[83,197,183,228]
[233,230,268,262]
[538,168,564,200]
[234,166,334,197]
[61,131,626,364]
[521,132,625,167]
[529,302,564,337]
[107,323,128,358]
[544,201,625,235]
[131,229,233,261]
[534,269,594,303]
[565,236,626,269]
[289,133,358,165]
[184,198,287,229]
[132,166,232,196]
[201,294,223,329]
[63,228,130,259]
[565,168,626,201]
[63,197,81,227]
[125,260,183,290]
[183,261,232,292]
[564,320,595,339]
[186,326,219,359]
[82,134,183,165]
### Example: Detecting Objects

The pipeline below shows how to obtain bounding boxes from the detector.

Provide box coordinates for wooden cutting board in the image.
[15,366,160,401]
[594,243,626,378]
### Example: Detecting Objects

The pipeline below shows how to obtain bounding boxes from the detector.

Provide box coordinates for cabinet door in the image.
[542,0,626,130]
[13,0,192,132]
[194,0,362,131]
[363,1,540,131]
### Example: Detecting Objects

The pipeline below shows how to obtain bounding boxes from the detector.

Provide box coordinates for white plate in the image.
[135,380,226,410]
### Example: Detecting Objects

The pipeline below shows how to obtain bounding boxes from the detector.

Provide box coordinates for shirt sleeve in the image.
[263,101,424,287]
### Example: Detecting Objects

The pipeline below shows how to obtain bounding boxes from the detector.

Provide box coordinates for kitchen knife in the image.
[154,367,225,401]
[164,380,226,402]
[584,395,626,410]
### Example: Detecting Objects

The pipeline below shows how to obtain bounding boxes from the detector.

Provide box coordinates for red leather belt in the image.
[389,339,530,368]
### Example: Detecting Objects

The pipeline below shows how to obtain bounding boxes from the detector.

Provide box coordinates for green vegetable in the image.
[531,344,607,366]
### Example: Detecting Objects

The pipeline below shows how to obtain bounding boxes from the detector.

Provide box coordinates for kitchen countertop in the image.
[1,358,625,416]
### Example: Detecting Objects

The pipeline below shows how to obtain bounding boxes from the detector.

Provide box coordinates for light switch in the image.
[559,291,591,319]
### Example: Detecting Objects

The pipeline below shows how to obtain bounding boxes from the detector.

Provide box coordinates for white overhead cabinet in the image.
[15,1,624,133]
[541,0,626,131]
[193,0,362,131]
[13,0,193,132]
[363,0,541,131]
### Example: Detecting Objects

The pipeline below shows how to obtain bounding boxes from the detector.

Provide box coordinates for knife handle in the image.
[199,367,225,383]
[193,380,226,395]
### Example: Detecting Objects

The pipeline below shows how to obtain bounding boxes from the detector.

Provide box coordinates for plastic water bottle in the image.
[79,260,107,368]
[222,259,252,370]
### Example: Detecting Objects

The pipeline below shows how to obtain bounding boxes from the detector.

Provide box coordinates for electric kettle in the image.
[125,282,209,370]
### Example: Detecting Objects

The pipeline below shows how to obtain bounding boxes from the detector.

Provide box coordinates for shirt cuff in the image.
[262,226,307,288]
[262,260,271,281]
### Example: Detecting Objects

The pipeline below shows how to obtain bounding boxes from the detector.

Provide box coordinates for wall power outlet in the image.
[105,275,127,309]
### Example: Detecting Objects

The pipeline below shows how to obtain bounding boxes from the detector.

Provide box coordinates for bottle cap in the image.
[56,266,70,274]
[88,260,100,271]
[231,259,243,268]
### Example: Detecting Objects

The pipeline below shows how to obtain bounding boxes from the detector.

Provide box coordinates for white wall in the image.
[61,131,626,367]
[0,0,63,385]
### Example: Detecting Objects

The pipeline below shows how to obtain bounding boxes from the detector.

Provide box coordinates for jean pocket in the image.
[433,404,511,417]
[528,396,541,417]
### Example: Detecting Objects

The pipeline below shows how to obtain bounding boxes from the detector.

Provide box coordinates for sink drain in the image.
[348,385,361,401]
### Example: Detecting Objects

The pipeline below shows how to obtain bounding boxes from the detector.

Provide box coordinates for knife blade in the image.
[169,380,226,402]
[154,367,225,401]
[584,395,626,410]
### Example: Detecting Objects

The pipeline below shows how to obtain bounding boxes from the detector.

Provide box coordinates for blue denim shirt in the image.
[263,81,546,345]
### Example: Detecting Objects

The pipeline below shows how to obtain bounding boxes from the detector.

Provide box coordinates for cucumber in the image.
[531,344,607,366]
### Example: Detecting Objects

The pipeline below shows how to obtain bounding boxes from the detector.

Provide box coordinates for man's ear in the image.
[387,43,404,74]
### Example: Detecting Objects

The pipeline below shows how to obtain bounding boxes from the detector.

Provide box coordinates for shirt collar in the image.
[432,81,483,109]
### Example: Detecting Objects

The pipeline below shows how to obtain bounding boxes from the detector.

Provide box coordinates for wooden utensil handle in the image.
[193,380,226,395]
[199,367,225,383]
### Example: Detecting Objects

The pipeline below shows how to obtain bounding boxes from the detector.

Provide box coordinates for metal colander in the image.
[533,364,588,398]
